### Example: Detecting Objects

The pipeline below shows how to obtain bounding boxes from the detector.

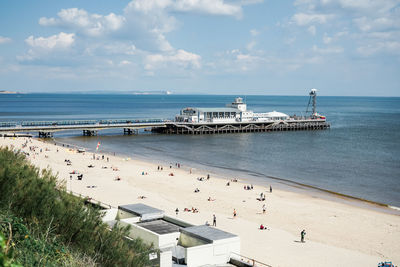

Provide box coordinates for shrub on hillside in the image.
[0,147,153,266]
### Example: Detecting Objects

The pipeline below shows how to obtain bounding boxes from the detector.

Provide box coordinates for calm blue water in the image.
[1,94,400,206]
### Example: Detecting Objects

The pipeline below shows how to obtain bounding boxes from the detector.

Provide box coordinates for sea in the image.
[1,93,399,207]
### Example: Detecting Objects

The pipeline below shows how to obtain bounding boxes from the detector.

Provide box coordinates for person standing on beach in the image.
[270,185,272,193]
[301,230,306,242]
[233,209,237,218]
[213,214,216,226]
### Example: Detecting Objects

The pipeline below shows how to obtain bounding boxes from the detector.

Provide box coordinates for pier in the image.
[0,118,329,137]
[0,91,331,137]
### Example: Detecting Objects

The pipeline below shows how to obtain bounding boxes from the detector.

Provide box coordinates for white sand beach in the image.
[2,136,399,267]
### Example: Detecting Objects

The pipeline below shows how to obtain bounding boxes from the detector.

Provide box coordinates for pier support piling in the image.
[123,128,138,135]
[83,130,97,136]
[38,131,53,138]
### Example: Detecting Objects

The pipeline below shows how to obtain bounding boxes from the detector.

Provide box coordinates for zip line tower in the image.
[306,88,317,117]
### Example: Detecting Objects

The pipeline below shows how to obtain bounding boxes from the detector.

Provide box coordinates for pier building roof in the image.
[264,111,289,117]
[194,107,239,113]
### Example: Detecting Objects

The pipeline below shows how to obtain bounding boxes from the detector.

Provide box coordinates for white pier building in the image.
[175,97,289,123]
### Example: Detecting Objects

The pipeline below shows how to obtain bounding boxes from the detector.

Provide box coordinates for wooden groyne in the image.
[153,120,330,135]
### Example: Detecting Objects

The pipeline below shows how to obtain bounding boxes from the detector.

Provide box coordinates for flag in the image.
[96,142,100,150]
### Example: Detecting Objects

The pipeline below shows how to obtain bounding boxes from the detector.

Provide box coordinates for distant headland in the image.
[0,90,20,94]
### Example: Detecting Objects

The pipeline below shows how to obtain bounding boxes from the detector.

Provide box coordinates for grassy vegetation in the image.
[0,147,154,266]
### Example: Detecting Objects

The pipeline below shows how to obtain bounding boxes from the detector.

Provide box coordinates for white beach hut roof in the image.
[265,111,289,118]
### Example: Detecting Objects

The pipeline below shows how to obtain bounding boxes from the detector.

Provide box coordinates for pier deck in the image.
[0,119,329,137]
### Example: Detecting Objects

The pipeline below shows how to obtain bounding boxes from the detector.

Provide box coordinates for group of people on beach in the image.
[183,207,199,213]
[244,184,254,190]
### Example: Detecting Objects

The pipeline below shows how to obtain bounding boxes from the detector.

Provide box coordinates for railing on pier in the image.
[17,118,166,128]
[0,122,17,128]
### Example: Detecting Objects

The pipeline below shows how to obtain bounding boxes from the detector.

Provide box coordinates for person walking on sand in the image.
[213,214,216,226]
[233,209,237,218]
[301,229,306,243]
[262,204,266,214]
[270,185,272,193]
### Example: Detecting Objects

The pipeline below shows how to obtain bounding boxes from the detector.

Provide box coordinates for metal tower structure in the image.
[306,88,317,116]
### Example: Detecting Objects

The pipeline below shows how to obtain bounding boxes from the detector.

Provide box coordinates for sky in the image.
[0,0,399,96]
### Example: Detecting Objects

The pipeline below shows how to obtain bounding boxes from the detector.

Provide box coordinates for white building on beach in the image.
[102,203,241,267]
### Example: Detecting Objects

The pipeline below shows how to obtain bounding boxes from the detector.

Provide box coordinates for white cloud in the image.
[323,33,332,43]
[119,60,132,66]
[126,0,244,17]
[357,41,400,56]
[37,1,261,54]
[17,0,263,76]
[292,0,400,57]
[285,37,296,44]
[214,48,325,74]
[308,25,316,35]
[353,16,400,32]
[129,0,172,13]
[18,32,76,63]
[0,36,12,44]
[145,49,201,69]
[234,53,263,71]
[246,40,257,50]
[312,45,343,54]
[292,13,333,26]
[173,0,242,17]
[236,53,260,61]
[250,29,259,36]
[335,31,349,37]
[320,0,399,14]
[39,8,125,37]
[25,32,75,50]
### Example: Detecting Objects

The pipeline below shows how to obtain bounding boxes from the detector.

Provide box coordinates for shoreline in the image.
[2,136,400,266]
[50,136,400,215]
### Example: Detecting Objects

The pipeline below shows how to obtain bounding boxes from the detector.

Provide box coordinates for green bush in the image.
[0,147,154,266]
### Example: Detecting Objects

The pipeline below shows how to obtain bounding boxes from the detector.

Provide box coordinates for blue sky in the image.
[0,0,399,96]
